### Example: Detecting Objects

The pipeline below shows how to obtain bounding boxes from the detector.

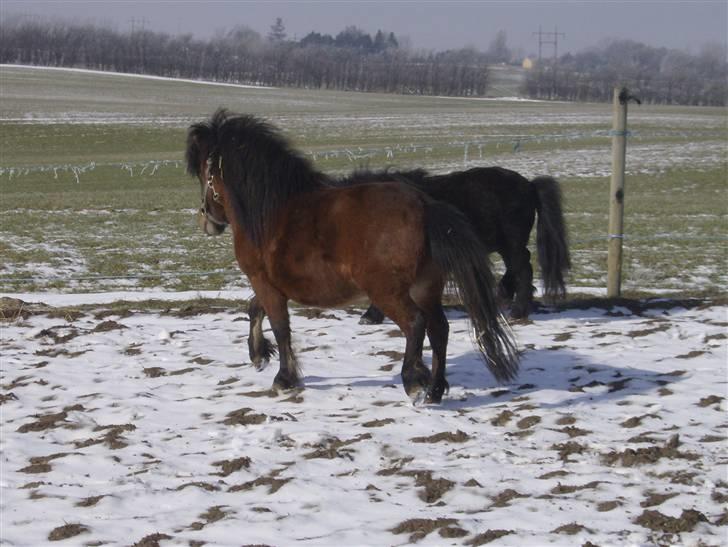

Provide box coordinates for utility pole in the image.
[532,26,565,63]
[532,26,565,98]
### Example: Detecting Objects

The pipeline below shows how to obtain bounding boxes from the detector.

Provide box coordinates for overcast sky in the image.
[3,1,726,56]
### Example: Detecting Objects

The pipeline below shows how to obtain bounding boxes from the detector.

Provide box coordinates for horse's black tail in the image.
[426,201,519,383]
[532,176,571,299]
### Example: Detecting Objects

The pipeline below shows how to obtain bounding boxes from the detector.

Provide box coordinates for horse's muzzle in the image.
[198,209,226,236]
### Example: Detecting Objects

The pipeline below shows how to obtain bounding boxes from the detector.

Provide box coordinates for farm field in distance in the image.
[0,64,726,296]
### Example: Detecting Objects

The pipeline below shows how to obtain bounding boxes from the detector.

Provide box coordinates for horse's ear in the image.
[185,126,210,177]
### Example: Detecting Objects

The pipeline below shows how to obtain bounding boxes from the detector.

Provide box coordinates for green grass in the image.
[0,65,726,295]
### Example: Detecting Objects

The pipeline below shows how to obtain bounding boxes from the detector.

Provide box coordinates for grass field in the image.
[1,65,726,296]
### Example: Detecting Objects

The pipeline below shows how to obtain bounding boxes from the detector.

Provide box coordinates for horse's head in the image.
[197,155,229,236]
[186,117,229,236]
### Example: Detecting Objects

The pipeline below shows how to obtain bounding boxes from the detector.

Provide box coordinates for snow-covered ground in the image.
[1,293,725,546]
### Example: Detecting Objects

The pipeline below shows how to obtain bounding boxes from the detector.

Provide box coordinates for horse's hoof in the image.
[252,358,269,371]
[409,388,427,406]
[424,380,449,405]
[272,373,300,391]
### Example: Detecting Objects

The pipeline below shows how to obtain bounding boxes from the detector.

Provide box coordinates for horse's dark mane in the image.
[186,108,324,247]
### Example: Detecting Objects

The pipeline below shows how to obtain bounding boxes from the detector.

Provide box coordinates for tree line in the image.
[524,39,727,106]
[0,18,490,96]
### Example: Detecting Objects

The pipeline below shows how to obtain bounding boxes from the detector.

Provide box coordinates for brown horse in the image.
[186,109,518,403]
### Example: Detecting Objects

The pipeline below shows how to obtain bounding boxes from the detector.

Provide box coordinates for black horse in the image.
[341,167,570,322]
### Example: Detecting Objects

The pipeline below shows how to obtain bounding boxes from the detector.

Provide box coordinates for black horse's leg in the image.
[247,295,277,369]
[423,302,450,404]
[497,270,516,305]
[252,283,300,391]
[358,304,386,325]
[510,247,534,319]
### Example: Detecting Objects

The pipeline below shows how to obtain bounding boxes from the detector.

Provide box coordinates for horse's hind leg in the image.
[247,295,277,369]
[411,279,449,403]
[509,246,534,319]
[423,302,449,404]
[371,294,431,399]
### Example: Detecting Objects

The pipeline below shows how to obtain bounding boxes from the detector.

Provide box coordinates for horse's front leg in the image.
[251,281,300,391]
[247,294,277,369]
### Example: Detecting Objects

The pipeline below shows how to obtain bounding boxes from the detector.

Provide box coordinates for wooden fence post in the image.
[607,87,630,298]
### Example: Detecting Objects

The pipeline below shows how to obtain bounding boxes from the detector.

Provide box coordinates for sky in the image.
[2,1,726,56]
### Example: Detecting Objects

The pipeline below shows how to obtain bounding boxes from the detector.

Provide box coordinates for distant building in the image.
[522,57,534,70]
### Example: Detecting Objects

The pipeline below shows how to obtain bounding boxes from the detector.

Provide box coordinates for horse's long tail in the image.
[532,176,571,299]
[426,201,519,382]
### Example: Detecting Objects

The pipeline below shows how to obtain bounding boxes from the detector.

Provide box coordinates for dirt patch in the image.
[212,457,251,477]
[93,320,126,332]
[19,452,75,474]
[410,430,470,443]
[75,424,136,450]
[35,325,80,343]
[239,389,277,398]
[597,500,620,512]
[175,482,221,492]
[398,470,455,503]
[0,392,19,405]
[189,356,213,365]
[490,410,514,426]
[303,433,371,460]
[602,434,698,467]
[551,522,588,534]
[75,495,106,507]
[641,492,679,507]
[143,367,167,378]
[17,404,84,433]
[132,533,173,547]
[556,426,591,437]
[229,476,291,494]
[362,418,396,428]
[223,407,268,426]
[697,395,724,407]
[551,441,587,462]
[626,323,671,338]
[516,415,541,429]
[48,523,89,541]
[634,509,707,533]
[390,517,458,543]
[465,530,513,545]
[551,481,602,495]
[123,344,142,356]
[538,470,569,480]
[676,350,706,359]
[189,506,231,531]
[377,456,414,476]
[489,488,527,507]
[555,415,577,426]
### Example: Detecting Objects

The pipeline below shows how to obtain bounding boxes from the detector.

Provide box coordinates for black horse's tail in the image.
[532,176,571,299]
[426,201,519,383]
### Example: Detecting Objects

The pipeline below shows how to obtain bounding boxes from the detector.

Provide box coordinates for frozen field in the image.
[1,66,726,546]
[1,293,726,545]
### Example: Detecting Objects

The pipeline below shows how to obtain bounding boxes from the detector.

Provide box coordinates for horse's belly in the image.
[273,264,364,308]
